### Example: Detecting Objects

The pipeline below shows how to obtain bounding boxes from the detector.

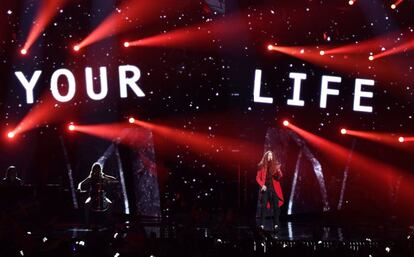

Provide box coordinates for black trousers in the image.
[260,186,280,226]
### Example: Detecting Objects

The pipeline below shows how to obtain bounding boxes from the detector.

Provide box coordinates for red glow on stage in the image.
[21,0,68,55]
[128,117,135,124]
[20,49,27,55]
[283,120,290,127]
[340,128,347,135]
[76,0,195,50]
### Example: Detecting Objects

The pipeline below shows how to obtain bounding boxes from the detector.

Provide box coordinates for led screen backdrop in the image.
[0,0,413,218]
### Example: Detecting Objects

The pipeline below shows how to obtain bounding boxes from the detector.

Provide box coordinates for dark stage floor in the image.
[1,219,413,257]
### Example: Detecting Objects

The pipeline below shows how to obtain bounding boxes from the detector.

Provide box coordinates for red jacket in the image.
[256,168,284,207]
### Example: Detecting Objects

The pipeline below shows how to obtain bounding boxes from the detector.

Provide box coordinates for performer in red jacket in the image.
[256,150,284,230]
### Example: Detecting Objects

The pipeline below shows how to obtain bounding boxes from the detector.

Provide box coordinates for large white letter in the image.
[253,69,273,104]
[119,65,145,98]
[287,72,307,106]
[85,67,108,101]
[50,68,76,102]
[15,70,42,104]
[354,78,374,113]
[320,75,341,108]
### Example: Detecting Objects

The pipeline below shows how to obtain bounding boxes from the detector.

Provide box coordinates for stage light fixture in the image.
[7,131,15,139]
[68,123,76,131]
[391,4,396,9]
[124,41,130,48]
[267,44,274,51]
[20,48,27,55]
[73,45,80,51]
[319,50,325,56]
[348,0,354,5]
[340,128,347,135]
[128,117,135,124]
[283,120,289,127]
[368,55,374,61]
[398,136,405,143]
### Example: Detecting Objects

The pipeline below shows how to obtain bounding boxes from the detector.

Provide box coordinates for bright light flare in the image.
[128,117,135,124]
[7,131,15,139]
[391,0,403,9]
[68,123,76,131]
[73,45,80,52]
[267,44,274,51]
[319,50,325,56]
[282,120,290,127]
[341,128,347,135]
[20,48,27,55]
[123,41,130,48]
[398,136,405,143]
[348,0,355,5]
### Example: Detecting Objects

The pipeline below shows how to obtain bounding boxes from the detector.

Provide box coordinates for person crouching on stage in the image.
[78,162,118,226]
[256,150,284,231]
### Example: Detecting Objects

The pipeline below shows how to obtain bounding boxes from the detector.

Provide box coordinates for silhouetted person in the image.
[78,162,118,212]
[1,166,23,186]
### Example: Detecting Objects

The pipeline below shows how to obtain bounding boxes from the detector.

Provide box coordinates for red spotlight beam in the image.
[132,119,263,166]
[372,38,414,60]
[287,123,410,186]
[321,27,414,60]
[11,93,73,137]
[391,0,404,9]
[345,129,410,149]
[21,0,69,54]
[269,44,413,91]
[76,0,196,50]
[73,123,150,148]
[403,136,414,142]
[126,13,252,50]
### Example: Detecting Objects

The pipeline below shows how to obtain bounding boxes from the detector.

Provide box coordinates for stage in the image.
[2,0,414,256]
[1,216,413,257]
